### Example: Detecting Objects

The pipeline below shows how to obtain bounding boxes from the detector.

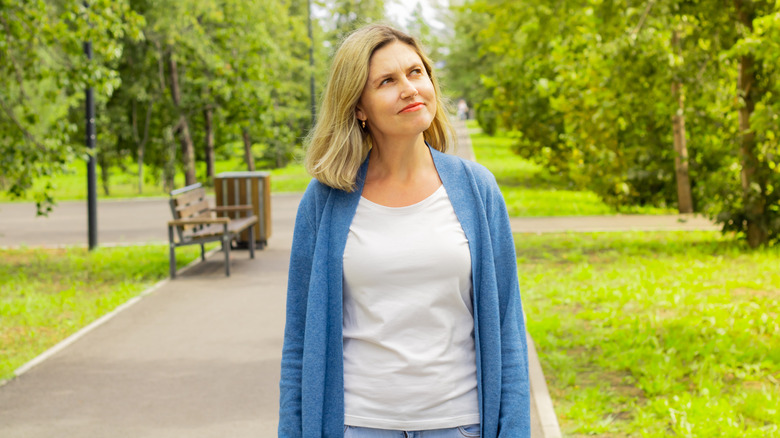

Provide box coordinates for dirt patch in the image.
[602,371,647,400]
[0,248,74,265]
[731,288,780,300]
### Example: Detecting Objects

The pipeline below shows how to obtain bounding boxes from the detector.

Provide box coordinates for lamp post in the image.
[84,2,97,250]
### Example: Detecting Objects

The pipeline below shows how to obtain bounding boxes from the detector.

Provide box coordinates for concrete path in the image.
[0,198,171,247]
[0,193,300,437]
[509,214,718,234]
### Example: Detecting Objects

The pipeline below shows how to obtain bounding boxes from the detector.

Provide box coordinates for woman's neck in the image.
[368,134,431,182]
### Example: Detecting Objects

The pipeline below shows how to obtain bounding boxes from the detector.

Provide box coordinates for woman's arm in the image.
[278,192,317,438]
[486,179,531,436]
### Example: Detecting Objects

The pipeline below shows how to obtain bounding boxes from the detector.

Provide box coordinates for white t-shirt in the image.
[342,185,480,431]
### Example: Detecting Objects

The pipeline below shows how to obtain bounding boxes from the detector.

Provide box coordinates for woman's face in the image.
[356,41,436,142]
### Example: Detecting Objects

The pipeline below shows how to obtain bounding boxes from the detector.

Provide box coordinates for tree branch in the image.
[631,0,657,41]
[0,12,31,101]
[0,93,47,152]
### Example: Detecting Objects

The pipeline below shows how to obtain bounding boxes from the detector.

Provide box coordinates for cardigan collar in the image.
[349,143,466,199]
[337,143,479,275]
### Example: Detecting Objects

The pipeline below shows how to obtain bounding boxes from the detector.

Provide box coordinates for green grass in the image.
[0,157,312,202]
[518,231,780,436]
[467,120,674,217]
[268,161,312,193]
[0,244,215,382]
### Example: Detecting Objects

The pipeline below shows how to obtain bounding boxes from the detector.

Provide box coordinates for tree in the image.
[108,0,312,193]
[0,0,142,213]
[455,0,780,246]
[322,0,386,44]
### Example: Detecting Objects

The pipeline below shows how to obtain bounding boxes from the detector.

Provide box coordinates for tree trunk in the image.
[671,30,693,214]
[163,126,176,193]
[132,100,152,194]
[734,0,767,247]
[242,127,256,171]
[167,52,197,186]
[137,144,144,194]
[99,147,110,197]
[204,107,215,180]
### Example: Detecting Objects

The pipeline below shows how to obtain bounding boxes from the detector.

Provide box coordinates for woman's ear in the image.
[355,107,366,122]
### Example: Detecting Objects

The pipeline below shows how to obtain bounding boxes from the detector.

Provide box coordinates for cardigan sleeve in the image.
[486,177,531,436]
[278,186,317,438]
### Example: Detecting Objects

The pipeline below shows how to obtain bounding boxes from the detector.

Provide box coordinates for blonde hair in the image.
[304,24,455,192]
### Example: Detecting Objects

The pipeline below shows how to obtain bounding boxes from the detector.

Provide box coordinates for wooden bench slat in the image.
[189,224,227,238]
[172,187,207,208]
[176,199,211,220]
[212,205,253,213]
[168,216,230,227]
[188,216,257,239]
[227,216,257,233]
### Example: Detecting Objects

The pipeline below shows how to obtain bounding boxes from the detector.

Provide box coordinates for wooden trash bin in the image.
[214,171,271,249]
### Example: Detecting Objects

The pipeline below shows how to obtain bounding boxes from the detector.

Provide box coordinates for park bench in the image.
[168,183,258,278]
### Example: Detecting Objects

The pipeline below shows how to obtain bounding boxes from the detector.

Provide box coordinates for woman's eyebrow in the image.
[370,63,424,86]
[370,72,394,85]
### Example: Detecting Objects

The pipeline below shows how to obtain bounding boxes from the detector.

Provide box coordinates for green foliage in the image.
[0,0,142,213]
[321,0,387,44]
[475,101,497,136]
[1,0,327,210]
[519,231,780,436]
[710,5,780,245]
[449,0,780,245]
[441,3,492,126]
[470,121,674,216]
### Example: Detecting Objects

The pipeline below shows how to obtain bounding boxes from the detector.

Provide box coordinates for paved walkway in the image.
[0,194,301,437]
[0,121,720,437]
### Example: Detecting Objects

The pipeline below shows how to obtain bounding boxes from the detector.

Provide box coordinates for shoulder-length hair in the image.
[304,24,454,192]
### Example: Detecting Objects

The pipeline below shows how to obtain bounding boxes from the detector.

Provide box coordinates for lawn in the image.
[0,244,213,383]
[0,157,312,202]
[518,231,780,436]
[467,121,674,217]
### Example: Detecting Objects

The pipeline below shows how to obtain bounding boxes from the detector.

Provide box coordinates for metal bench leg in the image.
[249,225,256,259]
[168,225,177,279]
[223,224,231,276]
[200,243,205,261]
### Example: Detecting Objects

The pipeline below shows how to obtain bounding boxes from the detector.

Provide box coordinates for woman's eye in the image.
[380,78,392,85]
[411,68,423,76]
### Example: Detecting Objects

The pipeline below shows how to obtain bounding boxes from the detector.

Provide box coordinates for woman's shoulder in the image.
[299,178,335,208]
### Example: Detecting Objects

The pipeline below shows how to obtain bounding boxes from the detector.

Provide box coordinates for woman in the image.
[278,24,530,438]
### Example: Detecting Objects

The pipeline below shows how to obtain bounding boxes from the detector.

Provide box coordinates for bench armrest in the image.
[168,217,230,226]
[211,205,253,213]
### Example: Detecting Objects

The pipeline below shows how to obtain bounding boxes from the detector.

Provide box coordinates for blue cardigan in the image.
[279,147,530,437]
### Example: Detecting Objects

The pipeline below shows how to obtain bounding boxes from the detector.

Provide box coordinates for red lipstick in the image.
[400,102,425,113]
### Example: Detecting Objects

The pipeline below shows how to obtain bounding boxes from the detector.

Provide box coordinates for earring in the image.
[361,120,366,129]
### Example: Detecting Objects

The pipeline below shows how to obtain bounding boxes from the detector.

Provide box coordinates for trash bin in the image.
[214,171,271,249]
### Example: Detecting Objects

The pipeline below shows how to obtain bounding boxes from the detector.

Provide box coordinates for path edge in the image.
[527,331,563,438]
[2,248,220,386]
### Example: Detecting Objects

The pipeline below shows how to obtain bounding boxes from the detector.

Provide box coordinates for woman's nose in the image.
[400,78,419,99]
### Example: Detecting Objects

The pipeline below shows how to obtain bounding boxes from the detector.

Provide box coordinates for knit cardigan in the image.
[278,147,530,437]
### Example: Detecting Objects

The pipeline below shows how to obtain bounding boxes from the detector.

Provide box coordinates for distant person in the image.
[278,24,530,438]
[457,99,469,120]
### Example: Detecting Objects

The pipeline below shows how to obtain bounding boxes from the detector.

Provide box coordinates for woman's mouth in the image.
[400,102,425,113]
